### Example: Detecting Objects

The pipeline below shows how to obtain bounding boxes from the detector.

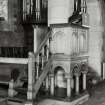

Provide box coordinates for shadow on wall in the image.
[100,0,105,60]
[87,65,101,85]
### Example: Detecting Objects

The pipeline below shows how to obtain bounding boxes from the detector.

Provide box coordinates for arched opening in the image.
[54,66,66,98]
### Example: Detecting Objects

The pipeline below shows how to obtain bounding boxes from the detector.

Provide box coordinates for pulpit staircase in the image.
[7,30,52,105]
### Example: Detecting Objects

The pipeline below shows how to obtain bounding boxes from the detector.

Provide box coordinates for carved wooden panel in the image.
[71,28,88,55]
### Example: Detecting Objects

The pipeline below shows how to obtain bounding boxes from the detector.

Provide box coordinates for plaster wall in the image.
[87,0,104,76]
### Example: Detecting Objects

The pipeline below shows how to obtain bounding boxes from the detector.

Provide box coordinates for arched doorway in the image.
[54,66,67,98]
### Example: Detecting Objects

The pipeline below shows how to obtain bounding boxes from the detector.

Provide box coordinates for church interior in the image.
[0,0,105,105]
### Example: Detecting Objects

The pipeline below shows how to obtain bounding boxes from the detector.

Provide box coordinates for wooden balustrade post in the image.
[46,40,50,61]
[41,48,44,70]
[33,25,38,53]
[36,54,39,79]
[37,0,40,20]
[27,52,35,100]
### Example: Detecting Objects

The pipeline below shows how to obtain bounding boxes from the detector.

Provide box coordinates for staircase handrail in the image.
[33,58,52,99]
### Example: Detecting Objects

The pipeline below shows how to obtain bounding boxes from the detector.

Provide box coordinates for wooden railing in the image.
[0,47,28,58]
[27,29,52,102]
[22,0,48,24]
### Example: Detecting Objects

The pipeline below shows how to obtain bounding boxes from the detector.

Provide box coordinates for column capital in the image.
[81,70,88,74]
[49,73,54,77]
[74,72,81,77]
[65,73,72,79]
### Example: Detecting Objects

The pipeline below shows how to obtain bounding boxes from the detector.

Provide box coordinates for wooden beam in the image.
[0,57,28,64]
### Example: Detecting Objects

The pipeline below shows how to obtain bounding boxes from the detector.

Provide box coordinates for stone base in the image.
[38,93,89,105]
[7,100,33,105]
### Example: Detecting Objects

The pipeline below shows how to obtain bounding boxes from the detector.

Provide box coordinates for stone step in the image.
[38,93,89,105]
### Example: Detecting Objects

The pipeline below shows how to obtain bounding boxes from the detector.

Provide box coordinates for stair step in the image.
[8,98,25,105]
[8,93,27,105]
[14,87,27,94]
[20,77,28,82]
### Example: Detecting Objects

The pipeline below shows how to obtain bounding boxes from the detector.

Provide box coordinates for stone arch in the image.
[54,66,67,98]
[52,31,65,39]
[71,64,80,75]
[52,62,69,74]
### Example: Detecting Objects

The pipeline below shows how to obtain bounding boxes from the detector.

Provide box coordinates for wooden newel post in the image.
[27,52,35,100]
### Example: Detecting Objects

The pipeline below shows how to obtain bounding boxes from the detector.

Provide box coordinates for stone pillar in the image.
[50,73,54,96]
[27,52,34,100]
[45,76,49,91]
[82,71,88,90]
[74,73,81,95]
[65,74,72,98]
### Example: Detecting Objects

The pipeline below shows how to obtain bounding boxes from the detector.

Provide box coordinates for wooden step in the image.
[14,87,27,95]
[7,93,27,105]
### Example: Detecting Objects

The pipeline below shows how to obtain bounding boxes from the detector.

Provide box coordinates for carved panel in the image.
[71,28,88,56]
[50,31,69,54]
[72,31,78,54]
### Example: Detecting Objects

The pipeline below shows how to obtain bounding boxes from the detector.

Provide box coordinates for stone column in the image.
[65,74,72,98]
[82,71,88,90]
[71,77,74,89]
[74,73,81,95]
[45,76,49,91]
[50,73,54,96]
